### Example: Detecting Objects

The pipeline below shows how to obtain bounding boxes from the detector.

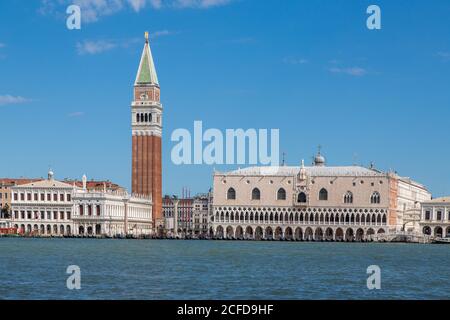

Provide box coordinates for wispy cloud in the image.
[173,0,233,9]
[150,29,176,39]
[39,0,233,23]
[0,95,32,106]
[437,52,450,62]
[76,40,117,55]
[76,31,174,55]
[0,43,6,59]
[283,57,308,65]
[329,66,367,77]
[68,112,85,117]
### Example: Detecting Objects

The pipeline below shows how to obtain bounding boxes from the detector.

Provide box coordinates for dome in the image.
[314,152,325,166]
[48,169,54,180]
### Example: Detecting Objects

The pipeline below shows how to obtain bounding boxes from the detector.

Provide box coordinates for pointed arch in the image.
[277,188,286,200]
[344,191,353,204]
[251,188,261,200]
[227,188,236,200]
[371,191,381,204]
[297,192,307,203]
[319,188,328,201]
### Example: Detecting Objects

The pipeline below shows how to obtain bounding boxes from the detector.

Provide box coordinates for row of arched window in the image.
[227,187,382,204]
[228,188,287,201]
[214,210,388,226]
[136,113,153,123]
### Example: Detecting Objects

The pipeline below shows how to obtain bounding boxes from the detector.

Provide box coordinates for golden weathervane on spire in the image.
[145,31,149,43]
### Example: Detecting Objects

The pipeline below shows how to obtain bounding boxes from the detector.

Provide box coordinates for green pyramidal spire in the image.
[135,32,159,86]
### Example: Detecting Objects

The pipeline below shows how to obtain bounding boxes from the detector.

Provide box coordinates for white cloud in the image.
[76,31,174,55]
[0,95,32,106]
[39,0,233,23]
[437,52,450,61]
[0,43,5,59]
[329,67,367,77]
[149,0,162,8]
[150,30,173,39]
[128,0,146,11]
[76,40,117,55]
[173,0,232,8]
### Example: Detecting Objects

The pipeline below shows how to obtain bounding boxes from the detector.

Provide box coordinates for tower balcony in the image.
[131,101,162,108]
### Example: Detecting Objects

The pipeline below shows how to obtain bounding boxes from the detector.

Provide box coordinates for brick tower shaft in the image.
[131,32,163,230]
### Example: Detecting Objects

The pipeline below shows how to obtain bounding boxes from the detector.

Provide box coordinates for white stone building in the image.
[10,170,76,236]
[72,178,152,237]
[10,171,153,237]
[420,197,450,238]
[211,152,431,241]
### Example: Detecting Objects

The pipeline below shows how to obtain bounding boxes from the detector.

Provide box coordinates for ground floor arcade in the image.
[211,224,387,241]
[421,225,450,238]
[13,223,73,236]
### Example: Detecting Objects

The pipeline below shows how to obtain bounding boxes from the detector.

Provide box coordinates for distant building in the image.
[163,197,193,236]
[10,170,75,235]
[72,178,152,237]
[420,197,450,238]
[163,193,212,237]
[1,178,41,218]
[65,179,124,192]
[1,177,122,219]
[211,151,431,241]
[9,170,152,237]
[193,193,213,236]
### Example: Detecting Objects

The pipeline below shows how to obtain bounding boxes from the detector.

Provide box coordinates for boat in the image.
[432,237,450,244]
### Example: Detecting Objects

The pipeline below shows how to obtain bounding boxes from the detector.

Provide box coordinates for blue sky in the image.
[0,0,449,197]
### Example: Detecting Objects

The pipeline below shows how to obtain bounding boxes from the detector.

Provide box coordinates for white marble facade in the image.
[72,188,152,237]
[10,170,75,236]
[10,171,153,237]
[420,197,450,238]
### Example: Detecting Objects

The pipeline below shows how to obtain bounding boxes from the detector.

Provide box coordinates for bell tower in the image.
[131,32,163,230]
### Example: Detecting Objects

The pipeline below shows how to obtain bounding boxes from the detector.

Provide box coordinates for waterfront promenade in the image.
[0,231,435,243]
